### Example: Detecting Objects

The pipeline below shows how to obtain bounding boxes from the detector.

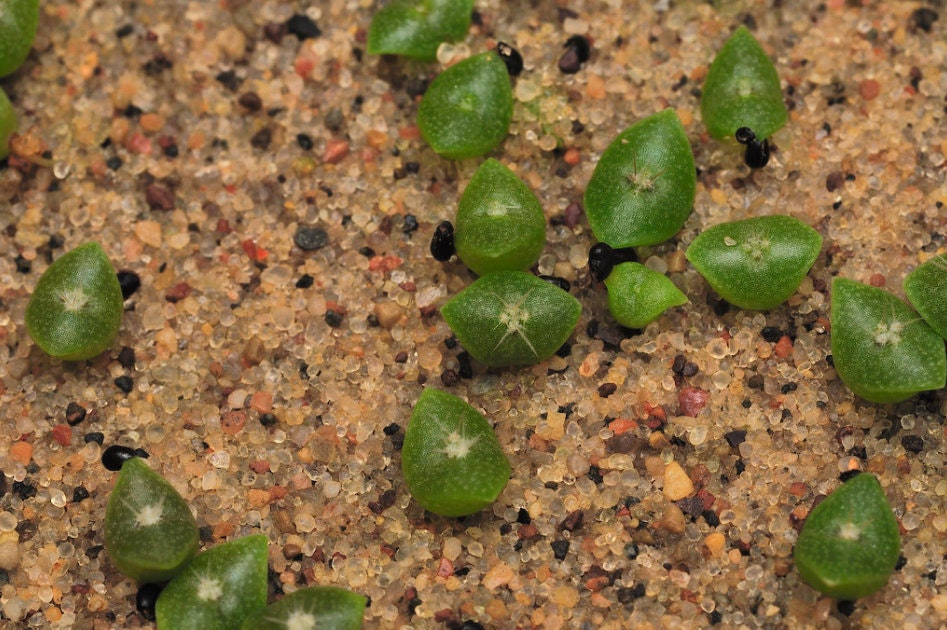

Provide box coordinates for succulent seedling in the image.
[366,0,474,61]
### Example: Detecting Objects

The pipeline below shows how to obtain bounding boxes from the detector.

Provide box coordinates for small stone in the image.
[286,14,321,40]
[558,510,584,532]
[65,402,87,426]
[117,270,141,299]
[481,562,515,590]
[704,532,725,556]
[550,539,570,560]
[663,461,695,501]
[238,92,263,111]
[323,138,349,164]
[901,435,924,454]
[114,375,134,394]
[145,184,175,210]
[909,8,938,32]
[293,226,329,251]
[373,300,403,329]
[0,533,20,571]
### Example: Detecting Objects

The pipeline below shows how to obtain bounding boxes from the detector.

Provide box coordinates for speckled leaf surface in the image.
[583,109,696,248]
[794,473,900,600]
[417,51,513,159]
[156,534,268,630]
[685,215,821,310]
[0,0,38,77]
[240,585,367,630]
[367,0,473,61]
[830,277,946,403]
[903,255,947,339]
[440,270,581,367]
[104,458,199,583]
[604,262,687,329]
[25,241,123,360]
[0,86,14,159]
[700,25,788,140]
[454,158,546,275]
[402,388,511,517]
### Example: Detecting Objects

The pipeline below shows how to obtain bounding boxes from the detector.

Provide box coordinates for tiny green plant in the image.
[583,108,696,248]
[402,388,511,517]
[830,277,946,403]
[454,158,546,275]
[156,534,269,630]
[417,50,514,159]
[700,25,788,143]
[685,215,822,310]
[0,87,14,159]
[104,457,200,583]
[903,254,947,340]
[793,473,901,600]
[240,586,366,630]
[0,0,39,77]
[367,0,474,62]
[25,241,125,360]
[603,262,688,329]
[440,270,582,367]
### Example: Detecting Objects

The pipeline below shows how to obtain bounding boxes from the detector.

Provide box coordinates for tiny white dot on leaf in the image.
[196,575,223,601]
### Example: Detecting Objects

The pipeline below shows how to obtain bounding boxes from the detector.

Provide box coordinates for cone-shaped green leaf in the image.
[0,87,15,160]
[700,25,787,140]
[685,215,821,310]
[794,473,901,600]
[402,388,511,517]
[583,109,696,248]
[156,534,269,630]
[0,0,39,77]
[367,0,473,62]
[25,242,124,360]
[903,255,947,339]
[104,458,199,583]
[441,271,581,367]
[417,51,513,159]
[240,586,366,630]
[604,262,687,328]
[830,278,946,403]
[455,159,546,275]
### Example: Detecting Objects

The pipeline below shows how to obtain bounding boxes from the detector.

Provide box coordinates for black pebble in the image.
[136,583,163,621]
[14,255,30,273]
[72,486,90,502]
[114,375,134,393]
[286,14,321,40]
[901,435,924,454]
[910,8,938,32]
[294,226,329,251]
[295,274,314,289]
[539,275,571,292]
[117,270,141,299]
[296,133,314,150]
[550,539,570,560]
[65,402,87,426]
[624,542,639,559]
[430,220,455,261]
[259,413,278,427]
[402,214,419,234]
[837,600,856,617]
[760,326,782,343]
[496,41,523,77]
[117,346,136,369]
[101,445,138,471]
[105,156,123,171]
[458,622,485,630]
[84,432,105,445]
[324,310,343,327]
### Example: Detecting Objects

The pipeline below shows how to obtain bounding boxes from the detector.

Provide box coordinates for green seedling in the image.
[104,457,199,583]
[903,254,947,339]
[402,388,511,517]
[685,215,822,310]
[604,262,688,328]
[454,158,546,275]
[240,586,366,630]
[417,50,513,159]
[367,0,474,62]
[830,277,946,403]
[441,270,582,367]
[0,0,39,77]
[583,108,696,248]
[0,87,14,160]
[794,473,901,600]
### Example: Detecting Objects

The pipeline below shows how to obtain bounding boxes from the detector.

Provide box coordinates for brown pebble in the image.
[859,78,881,100]
[558,509,584,532]
[283,543,303,559]
[825,171,844,192]
[323,138,350,164]
[677,386,708,417]
[373,300,404,329]
[145,183,175,210]
[238,91,263,111]
[165,282,193,303]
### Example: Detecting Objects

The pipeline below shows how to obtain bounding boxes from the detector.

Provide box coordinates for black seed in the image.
[430,220,455,261]
[117,270,141,299]
[496,41,523,76]
[136,583,163,621]
[72,486,90,502]
[910,8,938,33]
[402,214,419,234]
[588,242,637,282]
[105,156,123,171]
[838,469,861,482]
[325,310,343,327]
[102,445,138,471]
[539,275,571,292]
[550,539,570,560]
[296,133,314,150]
[559,35,591,73]
[84,432,105,445]
[294,226,329,251]
[65,402,87,426]
[259,413,278,427]
[734,127,757,145]
[286,14,321,40]
[743,137,770,169]
[117,346,136,369]
[296,274,314,288]
[114,375,134,394]
[901,435,924,454]
[598,382,617,397]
